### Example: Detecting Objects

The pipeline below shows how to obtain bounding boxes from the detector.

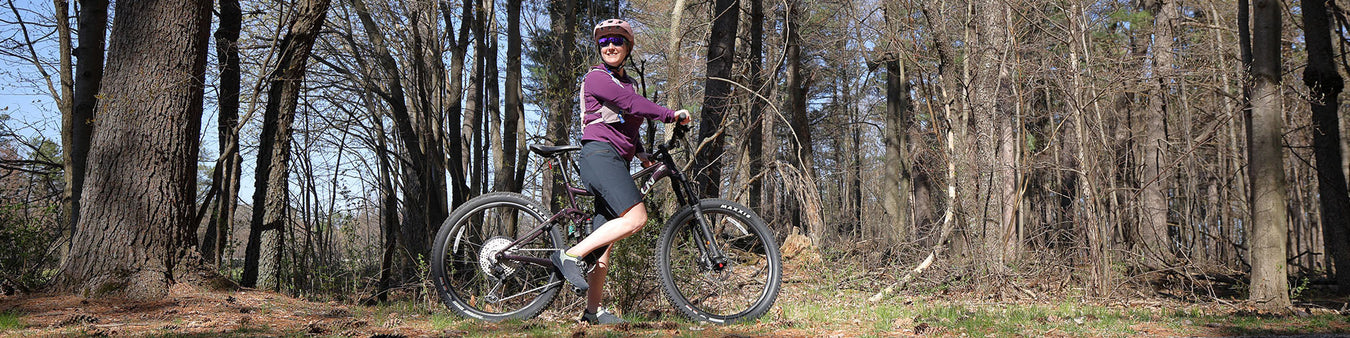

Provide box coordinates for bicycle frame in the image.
[495,125,729,271]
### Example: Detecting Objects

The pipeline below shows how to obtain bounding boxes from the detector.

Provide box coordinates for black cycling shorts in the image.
[578,140,643,232]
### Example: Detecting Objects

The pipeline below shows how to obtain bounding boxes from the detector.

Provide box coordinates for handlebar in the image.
[657,124,690,155]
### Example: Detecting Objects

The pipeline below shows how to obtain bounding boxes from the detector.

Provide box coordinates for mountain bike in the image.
[430,124,781,324]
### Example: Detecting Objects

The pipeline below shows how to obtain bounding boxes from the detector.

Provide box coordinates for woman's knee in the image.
[620,203,648,233]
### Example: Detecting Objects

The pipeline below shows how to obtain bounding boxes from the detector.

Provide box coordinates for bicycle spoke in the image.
[658,201,780,322]
[431,194,564,321]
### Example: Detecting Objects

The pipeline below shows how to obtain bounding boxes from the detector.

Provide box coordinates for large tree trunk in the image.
[746,0,764,211]
[696,0,739,199]
[880,1,912,243]
[466,0,485,198]
[785,0,816,242]
[483,0,507,195]
[202,0,243,265]
[405,0,450,271]
[1247,0,1290,311]
[442,0,469,208]
[54,0,213,299]
[542,0,575,211]
[242,0,332,289]
[972,0,1017,267]
[60,0,107,242]
[1303,0,1350,291]
[54,0,73,233]
[503,0,524,193]
[1138,0,1177,270]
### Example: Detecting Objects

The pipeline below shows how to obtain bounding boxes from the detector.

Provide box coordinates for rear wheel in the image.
[656,199,781,324]
[430,192,563,321]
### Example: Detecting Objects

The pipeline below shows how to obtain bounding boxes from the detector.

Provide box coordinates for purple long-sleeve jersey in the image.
[579,65,678,161]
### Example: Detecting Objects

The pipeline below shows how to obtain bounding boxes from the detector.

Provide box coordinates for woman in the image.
[550,18,691,325]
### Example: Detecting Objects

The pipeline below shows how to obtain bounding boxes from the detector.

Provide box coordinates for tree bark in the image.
[60,0,107,242]
[1137,0,1177,270]
[881,1,912,243]
[696,0,739,199]
[465,0,485,198]
[369,97,398,302]
[1247,0,1290,311]
[202,0,243,265]
[405,0,450,270]
[746,0,764,211]
[54,0,74,234]
[1303,0,1350,291]
[243,0,332,289]
[542,0,575,211]
[785,0,816,242]
[482,0,506,195]
[441,0,469,208]
[54,0,213,299]
[504,0,524,193]
[972,0,1017,267]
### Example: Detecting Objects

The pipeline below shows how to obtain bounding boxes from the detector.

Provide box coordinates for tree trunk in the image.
[466,0,485,198]
[369,98,398,302]
[881,1,912,243]
[349,0,441,276]
[441,0,469,208]
[785,0,815,241]
[483,0,506,195]
[54,0,73,232]
[972,0,1016,267]
[1247,0,1290,311]
[504,0,524,193]
[696,0,739,199]
[203,0,243,265]
[746,0,764,211]
[406,0,450,269]
[543,0,575,210]
[1136,0,1177,270]
[242,0,332,289]
[54,0,213,299]
[1303,0,1350,292]
[61,0,107,242]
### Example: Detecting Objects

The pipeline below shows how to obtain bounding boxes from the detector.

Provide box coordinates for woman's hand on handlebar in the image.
[637,152,656,168]
[674,109,692,125]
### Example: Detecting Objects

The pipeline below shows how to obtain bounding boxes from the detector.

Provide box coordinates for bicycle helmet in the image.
[593,19,634,47]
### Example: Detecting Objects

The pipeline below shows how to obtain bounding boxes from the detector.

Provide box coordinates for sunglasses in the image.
[598,36,627,48]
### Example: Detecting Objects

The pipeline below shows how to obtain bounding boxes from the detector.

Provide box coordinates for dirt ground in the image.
[0,283,813,337]
[4,266,1350,337]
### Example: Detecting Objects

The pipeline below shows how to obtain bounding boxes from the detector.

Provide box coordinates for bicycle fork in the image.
[691,207,731,272]
[673,176,730,272]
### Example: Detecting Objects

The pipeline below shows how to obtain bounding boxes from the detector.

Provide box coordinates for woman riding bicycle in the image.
[550,18,692,325]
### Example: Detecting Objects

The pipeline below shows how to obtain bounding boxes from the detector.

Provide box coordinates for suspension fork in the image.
[669,169,730,272]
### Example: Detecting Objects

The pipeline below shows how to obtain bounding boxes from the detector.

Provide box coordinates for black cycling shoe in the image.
[580,308,625,325]
[551,250,589,292]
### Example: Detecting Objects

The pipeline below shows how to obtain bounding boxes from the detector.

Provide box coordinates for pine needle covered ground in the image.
[3,261,1349,337]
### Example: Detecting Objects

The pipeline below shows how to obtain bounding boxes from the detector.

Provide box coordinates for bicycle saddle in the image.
[528,144,581,157]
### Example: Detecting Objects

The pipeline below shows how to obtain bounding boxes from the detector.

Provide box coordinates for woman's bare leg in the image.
[566,202,647,257]
[585,246,613,312]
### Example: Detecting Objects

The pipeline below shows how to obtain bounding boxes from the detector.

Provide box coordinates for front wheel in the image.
[656,199,781,324]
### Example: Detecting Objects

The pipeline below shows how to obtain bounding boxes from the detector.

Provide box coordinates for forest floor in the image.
[3,262,1350,337]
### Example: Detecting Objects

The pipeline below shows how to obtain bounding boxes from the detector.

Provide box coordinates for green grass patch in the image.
[0,310,24,330]
[429,312,461,330]
[1197,313,1350,336]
